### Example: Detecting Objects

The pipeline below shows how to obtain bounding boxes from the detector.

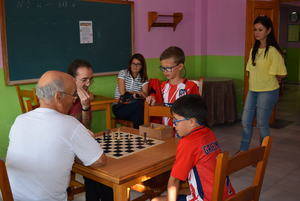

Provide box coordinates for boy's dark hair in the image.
[160,46,185,64]
[67,59,93,77]
[171,94,207,125]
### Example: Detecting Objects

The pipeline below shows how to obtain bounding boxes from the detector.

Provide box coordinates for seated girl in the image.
[113,53,148,129]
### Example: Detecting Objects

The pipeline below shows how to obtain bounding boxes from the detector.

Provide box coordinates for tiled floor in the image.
[73,84,300,201]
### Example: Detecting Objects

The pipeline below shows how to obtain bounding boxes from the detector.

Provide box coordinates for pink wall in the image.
[203,0,246,56]
[132,0,196,58]
[195,0,208,55]
[135,0,247,57]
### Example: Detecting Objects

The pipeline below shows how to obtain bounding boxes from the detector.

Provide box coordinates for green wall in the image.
[0,55,244,159]
[205,55,245,112]
[285,48,300,83]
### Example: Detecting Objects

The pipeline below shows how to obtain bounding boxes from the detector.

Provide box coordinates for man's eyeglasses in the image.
[159,64,179,72]
[173,118,189,126]
[61,91,78,98]
[77,77,94,84]
[131,62,142,67]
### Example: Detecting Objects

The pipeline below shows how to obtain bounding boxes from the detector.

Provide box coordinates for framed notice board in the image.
[0,0,134,85]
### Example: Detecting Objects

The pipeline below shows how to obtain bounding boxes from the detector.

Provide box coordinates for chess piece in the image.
[143,132,147,144]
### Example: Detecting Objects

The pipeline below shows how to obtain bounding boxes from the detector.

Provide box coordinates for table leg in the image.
[113,184,130,201]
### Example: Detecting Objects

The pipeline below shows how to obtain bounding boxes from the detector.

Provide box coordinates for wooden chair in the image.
[111,118,134,128]
[15,86,39,113]
[0,160,14,201]
[212,136,272,201]
[67,172,85,201]
[129,103,173,200]
[144,102,172,125]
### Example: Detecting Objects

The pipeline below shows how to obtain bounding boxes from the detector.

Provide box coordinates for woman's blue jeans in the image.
[240,89,279,151]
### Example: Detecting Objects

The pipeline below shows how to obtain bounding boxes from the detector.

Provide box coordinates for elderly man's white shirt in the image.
[6,108,103,201]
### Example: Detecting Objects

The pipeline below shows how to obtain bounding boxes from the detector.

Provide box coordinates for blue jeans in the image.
[240,89,279,151]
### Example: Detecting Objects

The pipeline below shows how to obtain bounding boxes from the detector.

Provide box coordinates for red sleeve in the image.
[171,140,196,181]
[188,82,200,95]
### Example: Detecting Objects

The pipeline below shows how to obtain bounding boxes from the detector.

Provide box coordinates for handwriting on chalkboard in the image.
[16,0,77,9]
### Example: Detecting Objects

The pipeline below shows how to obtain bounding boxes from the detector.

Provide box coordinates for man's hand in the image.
[77,87,91,109]
[146,96,156,106]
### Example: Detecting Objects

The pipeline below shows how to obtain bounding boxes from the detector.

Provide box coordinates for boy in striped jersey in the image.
[146,46,199,126]
[152,95,235,201]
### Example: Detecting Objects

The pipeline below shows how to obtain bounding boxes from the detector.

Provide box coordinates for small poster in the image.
[79,21,93,44]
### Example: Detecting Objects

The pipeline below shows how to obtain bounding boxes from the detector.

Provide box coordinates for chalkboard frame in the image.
[0,0,134,85]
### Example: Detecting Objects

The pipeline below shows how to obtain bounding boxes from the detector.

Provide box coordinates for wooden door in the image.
[244,0,280,124]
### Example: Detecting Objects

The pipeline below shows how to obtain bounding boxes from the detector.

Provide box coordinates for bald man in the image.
[6,71,106,201]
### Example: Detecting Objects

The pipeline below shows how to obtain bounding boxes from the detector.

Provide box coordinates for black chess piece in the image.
[143,132,147,144]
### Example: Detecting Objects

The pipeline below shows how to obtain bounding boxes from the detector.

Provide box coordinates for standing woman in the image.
[239,16,287,151]
[113,53,148,128]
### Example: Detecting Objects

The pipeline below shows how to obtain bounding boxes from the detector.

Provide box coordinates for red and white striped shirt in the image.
[161,79,199,125]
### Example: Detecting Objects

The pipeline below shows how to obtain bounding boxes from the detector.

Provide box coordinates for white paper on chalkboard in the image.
[79,21,93,44]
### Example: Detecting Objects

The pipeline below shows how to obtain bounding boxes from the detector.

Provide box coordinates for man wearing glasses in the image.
[67,59,94,129]
[6,71,106,201]
[67,60,113,200]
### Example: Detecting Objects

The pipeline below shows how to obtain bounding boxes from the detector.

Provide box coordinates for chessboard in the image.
[95,131,164,159]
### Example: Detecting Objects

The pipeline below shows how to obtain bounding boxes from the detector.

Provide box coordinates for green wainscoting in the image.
[205,55,245,113]
[285,48,300,83]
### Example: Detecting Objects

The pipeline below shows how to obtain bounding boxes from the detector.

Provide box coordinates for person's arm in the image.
[141,83,149,97]
[89,154,107,168]
[117,78,126,96]
[276,75,286,83]
[133,83,149,98]
[77,87,92,129]
[167,176,180,201]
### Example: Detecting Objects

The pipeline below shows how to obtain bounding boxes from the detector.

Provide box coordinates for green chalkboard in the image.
[1,0,133,85]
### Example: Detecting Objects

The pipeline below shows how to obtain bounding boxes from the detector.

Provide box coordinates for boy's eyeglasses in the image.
[131,62,142,67]
[159,64,179,72]
[173,118,189,126]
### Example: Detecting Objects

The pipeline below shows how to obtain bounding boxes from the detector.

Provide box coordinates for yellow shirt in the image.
[246,46,287,92]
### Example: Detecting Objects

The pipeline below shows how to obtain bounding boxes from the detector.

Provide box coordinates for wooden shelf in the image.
[148,12,183,31]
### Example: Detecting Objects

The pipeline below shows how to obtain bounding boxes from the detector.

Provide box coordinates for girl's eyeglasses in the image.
[131,62,142,67]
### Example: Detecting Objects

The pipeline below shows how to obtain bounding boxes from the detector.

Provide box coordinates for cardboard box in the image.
[139,123,174,140]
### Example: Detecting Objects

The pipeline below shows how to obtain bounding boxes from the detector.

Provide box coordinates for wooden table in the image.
[202,77,237,126]
[72,127,178,201]
[91,95,117,129]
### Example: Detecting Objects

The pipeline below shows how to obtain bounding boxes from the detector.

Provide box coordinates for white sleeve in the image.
[142,81,149,86]
[117,69,127,79]
[71,124,103,166]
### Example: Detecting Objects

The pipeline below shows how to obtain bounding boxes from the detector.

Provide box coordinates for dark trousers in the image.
[112,100,144,129]
[84,177,113,201]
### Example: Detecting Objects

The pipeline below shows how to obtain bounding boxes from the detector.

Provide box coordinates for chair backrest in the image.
[212,136,272,201]
[25,100,40,112]
[191,77,204,96]
[15,86,39,113]
[0,160,14,201]
[144,102,172,125]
